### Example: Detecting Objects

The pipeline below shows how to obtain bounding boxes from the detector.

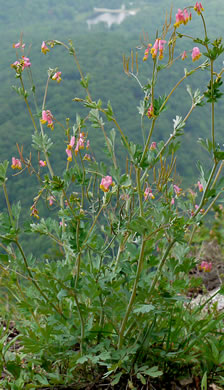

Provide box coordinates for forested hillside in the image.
[1,0,224,253]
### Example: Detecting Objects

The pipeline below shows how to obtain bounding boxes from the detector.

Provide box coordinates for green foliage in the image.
[0,2,224,389]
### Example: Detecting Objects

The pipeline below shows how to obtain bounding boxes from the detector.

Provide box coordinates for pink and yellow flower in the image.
[199,261,212,272]
[30,205,39,219]
[48,196,55,206]
[150,39,166,60]
[144,186,155,200]
[181,51,187,60]
[100,176,113,192]
[143,44,152,61]
[150,142,157,150]
[66,136,76,162]
[41,41,50,54]
[194,2,204,15]
[13,42,25,49]
[39,160,46,167]
[75,133,85,155]
[174,8,191,28]
[192,47,202,62]
[11,157,22,170]
[83,154,91,161]
[173,184,182,196]
[197,181,203,192]
[52,71,62,83]
[40,110,54,130]
[147,103,154,119]
[66,148,72,162]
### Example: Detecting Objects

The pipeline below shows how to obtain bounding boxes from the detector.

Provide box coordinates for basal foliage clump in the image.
[0,3,224,389]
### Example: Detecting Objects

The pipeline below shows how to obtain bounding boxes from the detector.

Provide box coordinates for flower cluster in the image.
[173,184,182,196]
[199,261,212,272]
[144,186,155,200]
[13,42,25,49]
[40,110,54,130]
[11,157,22,170]
[174,8,192,28]
[52,71,62,83]
[11,56,31,73]
[30,204,39,219]
[194,2,204,15]
[151,38,166,60]
[75,133,85,155]
[100,176,113,192]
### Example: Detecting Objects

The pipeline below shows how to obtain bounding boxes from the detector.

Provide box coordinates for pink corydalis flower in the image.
[171,198,175,205]
[174,8,191,28]
[144,187,155,201]
[143,43,152,61]
[40,110,54,130]
[83,154,91,161]
[39,160,46,167]
[75,133,85,155]
[173,184,182,196]
[150,142,157,150]
[86,140,90,150]
[197,181,203,192]
[199,261,212,272]
[181,51,187,60]
[151,39,166,60]
[59,221,67,227]
[192,47,202,62]
[66,148,72,162]
[67,136,75,150]
[147,103,154,119]
[41,41,50,54]
[22,56,31,69]
[100,176,113,192]
[195,205,204,214]
[52,71,62,83]
[194,2,204,15]
[13,42,25,49]
[30,205,39,219]
[48,196,55,206]
[11,157,22,170]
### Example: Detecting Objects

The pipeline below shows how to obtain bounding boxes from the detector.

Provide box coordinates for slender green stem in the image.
[192,161,218,220]
[140,118,156,165]
[15,239,67,320]
[20,77,38,133]
[211,160,224,189]
[136,167,143,216]
[118,238,146,349]
[3,183,14,226]
[42,76,50,110]
[73,293,84,356]
[200,14,208,44]
[210,60,215,152]
[148,239,176,298]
